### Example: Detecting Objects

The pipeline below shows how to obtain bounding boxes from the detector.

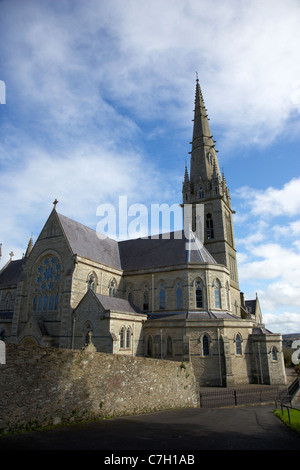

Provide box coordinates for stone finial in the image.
[25,237,33,258]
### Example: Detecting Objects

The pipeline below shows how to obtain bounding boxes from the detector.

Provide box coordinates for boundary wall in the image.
[0,343,199,433]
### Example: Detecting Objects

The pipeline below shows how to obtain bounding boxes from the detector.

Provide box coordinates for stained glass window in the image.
[213,279,221,309]
[109,279,116,297]
[236,334,242,355]
[196,280,203,308]
[203,335,210,356]
[33,255,61,313]
[126,327,131,348]
[119,327,125,348]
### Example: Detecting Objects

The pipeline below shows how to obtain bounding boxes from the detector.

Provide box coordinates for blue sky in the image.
[0,0,300,334]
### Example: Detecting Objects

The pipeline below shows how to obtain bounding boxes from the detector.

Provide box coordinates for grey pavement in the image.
[0,404,299,451]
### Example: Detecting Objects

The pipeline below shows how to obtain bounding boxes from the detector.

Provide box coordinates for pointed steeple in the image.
[182,78,239,303]
[192,78,214,151]
[189,78,221,188]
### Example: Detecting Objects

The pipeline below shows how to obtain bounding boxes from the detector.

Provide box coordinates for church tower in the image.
[182,78,239,294]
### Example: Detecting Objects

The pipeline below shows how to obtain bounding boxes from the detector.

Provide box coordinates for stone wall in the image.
[0,343,199,434]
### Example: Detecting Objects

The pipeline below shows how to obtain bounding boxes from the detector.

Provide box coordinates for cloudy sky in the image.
[0,0,299,334]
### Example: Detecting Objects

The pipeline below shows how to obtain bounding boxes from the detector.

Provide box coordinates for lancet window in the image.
[196,279,203,308]
[32,255,61,313]
[109,279,117,297]
[119,326,131,349]
[203,334,210,356]
[235,334,242,355]
[87,272,97,292]
[213,279,221,309]
[206,213,214,239]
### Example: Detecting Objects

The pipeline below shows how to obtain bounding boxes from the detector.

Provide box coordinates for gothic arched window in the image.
[119,326,125,349]
[198,187,204,199]
[213,279,221,309]
[109,279,116,297]
[87,272,97,292]
[33,255,61,313]
[235,334,242,355]
[203,335,210,356]
[196,279,203,308]
[126,327,131,349]
[206,213,214,239]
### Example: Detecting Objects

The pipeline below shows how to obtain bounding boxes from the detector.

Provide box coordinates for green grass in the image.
[274,408,300,434]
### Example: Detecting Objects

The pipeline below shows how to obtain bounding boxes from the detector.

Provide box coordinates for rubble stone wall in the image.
[0,343,199,433]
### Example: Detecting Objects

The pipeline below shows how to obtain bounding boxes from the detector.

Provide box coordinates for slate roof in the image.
[118,230,216,271]
[252,326,273,335]
[147,310,239,321]
[245,299,256,314]
[57,213,216,272]
[0,213,217,292]
[0,259,26,288]
[57,213,121,269]
[93,292,143,315]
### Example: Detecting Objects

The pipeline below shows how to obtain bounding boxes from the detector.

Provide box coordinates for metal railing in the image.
[275,397,300,426]
[199,377,300,409]
[200,386,280,408]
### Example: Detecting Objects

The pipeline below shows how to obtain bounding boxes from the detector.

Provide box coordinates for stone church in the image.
[0,79,286,387]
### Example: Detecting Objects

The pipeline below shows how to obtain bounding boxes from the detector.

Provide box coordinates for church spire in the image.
[192,78,214,150]
[182,77,239,300]
[189,78,221,187]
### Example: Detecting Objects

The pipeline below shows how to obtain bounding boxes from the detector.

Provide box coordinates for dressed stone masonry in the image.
[0,79,286,388]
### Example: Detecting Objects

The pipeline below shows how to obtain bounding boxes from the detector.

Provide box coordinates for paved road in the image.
[0,405,299,451]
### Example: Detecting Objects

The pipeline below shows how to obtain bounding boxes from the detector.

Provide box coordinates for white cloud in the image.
[238,242,300,284]
[2,0,300,146]
[260,281,300,311]
[252,178,300,218]
[234,178,300,219]
[263,312,300,335]
[0,0,300,337]
[234,177,300,334]
[273,220,300,239]
[0,137,178,267]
